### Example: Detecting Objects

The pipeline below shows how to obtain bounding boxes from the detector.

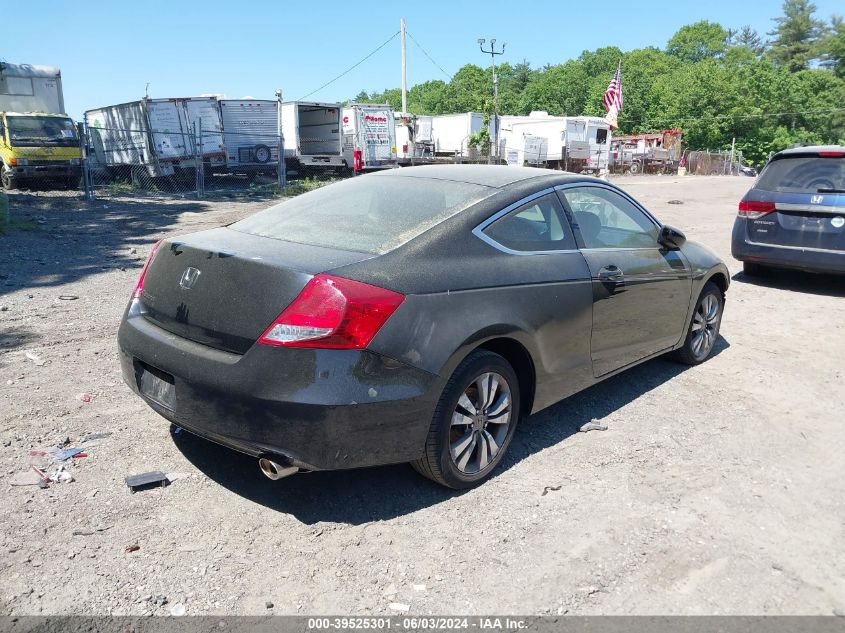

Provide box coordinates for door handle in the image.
[598,265,623,281]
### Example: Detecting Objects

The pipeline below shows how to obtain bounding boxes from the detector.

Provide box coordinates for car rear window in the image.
[756,156,845,193]
[230,176,494,254]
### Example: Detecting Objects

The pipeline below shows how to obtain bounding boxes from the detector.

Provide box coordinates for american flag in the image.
[603,63,623,129]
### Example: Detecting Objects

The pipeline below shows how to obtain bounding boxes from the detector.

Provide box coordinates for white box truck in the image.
[430,112,487,156]
[86,98,224,179]
[219,99,280,173]
[280,102,344,172]
[342,104,397,172]
[182,96,225,169]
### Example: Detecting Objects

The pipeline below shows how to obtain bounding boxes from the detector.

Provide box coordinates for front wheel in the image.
[671,281,724,365]
[1,168,16,191]
[412,350,520,489]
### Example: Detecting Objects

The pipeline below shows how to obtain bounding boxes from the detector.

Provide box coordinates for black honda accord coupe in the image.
[118,165,729,488]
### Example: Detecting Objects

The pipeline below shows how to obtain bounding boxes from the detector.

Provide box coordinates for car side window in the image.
[561,186,659,249]
[484,193,576,252]
[483,193,576,252]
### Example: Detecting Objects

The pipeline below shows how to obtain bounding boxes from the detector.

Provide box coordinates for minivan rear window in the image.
[230,176,494,254]
[756,156,845,193]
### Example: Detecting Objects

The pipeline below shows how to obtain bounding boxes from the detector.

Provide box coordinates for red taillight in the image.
[258,274,405,349]
[738,199,776,219]
[818,151,845,157]
[132,240,162,299]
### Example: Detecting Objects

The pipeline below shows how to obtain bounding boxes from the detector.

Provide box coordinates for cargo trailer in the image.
[85,98,223,180]
[280,101,344,172]
[219,99,280,173]
[430,112,487,156]
[342,104,397,172]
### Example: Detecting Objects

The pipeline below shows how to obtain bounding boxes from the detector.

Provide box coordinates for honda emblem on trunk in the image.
[811,195,824,204]
[179,267,201,290]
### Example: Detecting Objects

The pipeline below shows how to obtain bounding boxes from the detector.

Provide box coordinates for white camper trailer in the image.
[430,112,487,156]
[500,116,568,165]
[0,63,65,114]
[564,116,611,173]
[219,99,280,173]
[342,104,397,172]
[280,102,344,172]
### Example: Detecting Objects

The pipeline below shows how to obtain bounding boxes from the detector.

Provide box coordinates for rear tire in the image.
[412,350,520,489]
[671,281,724,366]
[742,261,768,277]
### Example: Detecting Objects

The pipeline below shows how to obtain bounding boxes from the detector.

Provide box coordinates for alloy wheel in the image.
[691,293,720,359]
[449,372,512,474]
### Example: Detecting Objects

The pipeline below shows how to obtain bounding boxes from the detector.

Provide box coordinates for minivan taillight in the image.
[258,274,405,349]
[132,240,162,299]
[738,200,776,219]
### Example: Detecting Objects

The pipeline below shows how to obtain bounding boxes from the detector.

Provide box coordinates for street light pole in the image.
[478,38,505,163]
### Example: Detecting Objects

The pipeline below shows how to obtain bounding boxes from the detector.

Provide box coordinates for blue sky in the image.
[5,0,843,119]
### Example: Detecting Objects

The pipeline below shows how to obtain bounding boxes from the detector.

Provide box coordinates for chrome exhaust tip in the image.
[258,457,298,481]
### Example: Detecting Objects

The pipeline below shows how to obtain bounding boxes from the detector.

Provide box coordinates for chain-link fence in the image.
[682,149,751,176]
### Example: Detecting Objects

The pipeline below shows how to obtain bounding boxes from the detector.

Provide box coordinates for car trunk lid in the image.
[137,228,375,354]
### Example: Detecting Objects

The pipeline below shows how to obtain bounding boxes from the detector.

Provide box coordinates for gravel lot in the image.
[1,175,843,616]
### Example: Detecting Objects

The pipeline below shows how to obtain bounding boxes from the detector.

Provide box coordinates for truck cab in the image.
[0,112,82,190]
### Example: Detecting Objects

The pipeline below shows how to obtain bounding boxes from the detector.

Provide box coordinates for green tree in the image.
[821,16,845,78]
[517,60,588,116]
[768,0,826,71]
[733,25,766,57]
[667,21,729,62]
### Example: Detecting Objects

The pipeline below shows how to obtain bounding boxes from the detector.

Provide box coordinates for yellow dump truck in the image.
[0,62,81,190]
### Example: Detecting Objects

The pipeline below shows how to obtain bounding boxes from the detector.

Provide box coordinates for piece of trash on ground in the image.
[169,602,186,616]
[10,470,45,487]
[49,446,86,461]
[125,471,170,493]
[58,295,79,301]
[79,393,94,404]
[579,421,608,433]
[667,199,684,204]
[72,525,113,536]
[388,603,410,612]
[25,352,46,367]
[125,543,140,553]
[541,485,563,496]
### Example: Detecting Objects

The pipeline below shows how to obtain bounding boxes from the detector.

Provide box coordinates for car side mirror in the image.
[658,224,686,250]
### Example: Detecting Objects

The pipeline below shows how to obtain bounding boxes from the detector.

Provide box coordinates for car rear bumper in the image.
[118,300,440,471]
[732,219,845,275]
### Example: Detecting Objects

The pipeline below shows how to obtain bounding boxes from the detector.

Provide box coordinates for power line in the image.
[406,30,453,81]
[298,31,400,101]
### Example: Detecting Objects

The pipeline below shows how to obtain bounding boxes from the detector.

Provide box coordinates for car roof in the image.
[369,164,590,188]
[774,145,845,158]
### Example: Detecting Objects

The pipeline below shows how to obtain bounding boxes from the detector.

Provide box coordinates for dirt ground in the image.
[1,175,844,617]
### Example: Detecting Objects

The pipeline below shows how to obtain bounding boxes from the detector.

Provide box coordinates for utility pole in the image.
[275,88,286,189]
[400,18,408,114]
[478,38,505,162]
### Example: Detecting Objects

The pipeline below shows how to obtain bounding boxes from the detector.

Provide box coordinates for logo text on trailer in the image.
[179,267,201,290]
